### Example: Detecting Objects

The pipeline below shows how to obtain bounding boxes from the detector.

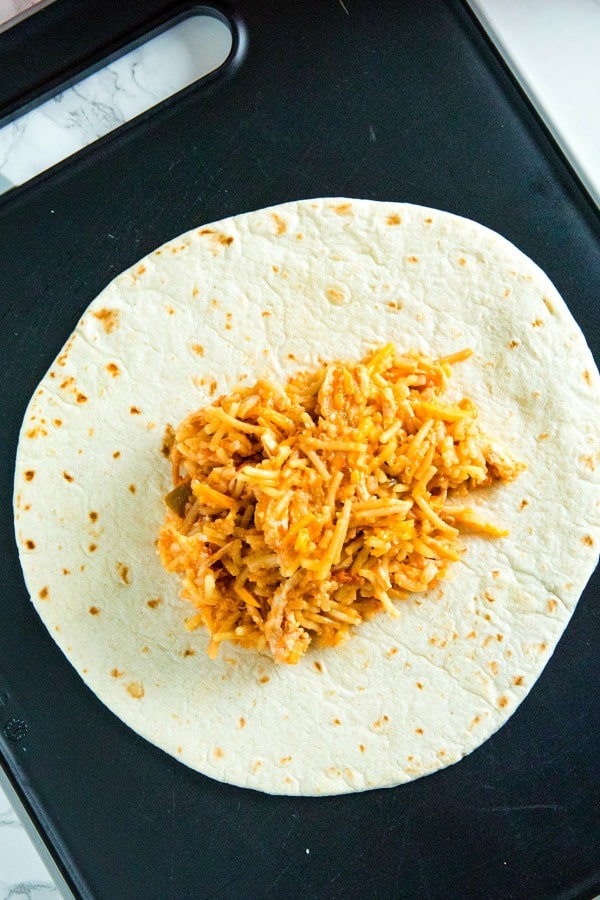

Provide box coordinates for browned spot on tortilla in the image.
[482,635,493,648]
[537,432,550,440]
[331,202,352,216]
[128,484,136,494]
[272,213,286,234]
[199,228,215,235]
[424,217,433,224]
[314,661,323,673]
[62,568,70,575]
[261,310,271,317]
[89,511,98,522]
[458,257,467,266]
[111,668,124,678]
[504,287,511,297]
[191,343,204,356]
[89,543,97,552]
[208,378,217,396]
[106,362,120,377]
[252,761,262,774]
[24,539,35,550]
[117,562,131,584]
[508,340,520,349]
[183,647,195,657]
[466,630,476,639]
[372,715,389,730]
[60,376,74,390]
[136,264,146,276]
[484,592,496,603]
[416,682,423,690]
[53,418,63,427]
[25,425,48,439]
[580,454,596,471]
[238,717,246,728]
[326,287,345,304]
[415,727,424,735]
[492,570,500,579]
[93,308,119,333]
[407,255,419,264]
[113,451,121,459]
[582,369,592,386]
[513,675,524,686]
[333,718,342,726]
[63,471,74,482]
[498,695,509,708]
[89,606,100,616]
[130,406,141,415]
[532,318,544,328]
[126,682,144,699]
[24,469,35,481]
[387,300,403,311]
[542,297,554,314]
[386,646,398,657]
[39,586,49,600]
[546,598,558,613]
[147,598,161,609]
[259,676,270,684]
[488,661,499,676]
[469,715,481,730]
[582,534,594,547]
[387,213,401,225]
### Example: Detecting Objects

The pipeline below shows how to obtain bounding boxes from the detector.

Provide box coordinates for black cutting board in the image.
[1,2,599,897]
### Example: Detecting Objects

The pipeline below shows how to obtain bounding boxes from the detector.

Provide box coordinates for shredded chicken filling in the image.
[158,343,524,663]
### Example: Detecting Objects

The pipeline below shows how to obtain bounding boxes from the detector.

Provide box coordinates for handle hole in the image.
[0,12,233,195]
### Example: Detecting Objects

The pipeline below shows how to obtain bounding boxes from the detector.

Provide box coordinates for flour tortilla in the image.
[13,198,600,796]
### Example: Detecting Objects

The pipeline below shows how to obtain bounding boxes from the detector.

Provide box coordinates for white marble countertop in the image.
[0,2,598,897]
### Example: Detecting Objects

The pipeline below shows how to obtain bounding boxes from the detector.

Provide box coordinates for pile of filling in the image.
[158,343,524,663]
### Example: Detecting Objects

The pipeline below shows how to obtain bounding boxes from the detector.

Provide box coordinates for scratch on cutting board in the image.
[337,0,349,14]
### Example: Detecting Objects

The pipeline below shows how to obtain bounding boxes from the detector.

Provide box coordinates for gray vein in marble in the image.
[0,882,58,899]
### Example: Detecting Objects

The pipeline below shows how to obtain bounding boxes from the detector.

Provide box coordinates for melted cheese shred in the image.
[158,344,524,663]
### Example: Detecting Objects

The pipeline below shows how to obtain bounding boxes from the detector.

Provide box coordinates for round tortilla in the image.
[13,198,600,796]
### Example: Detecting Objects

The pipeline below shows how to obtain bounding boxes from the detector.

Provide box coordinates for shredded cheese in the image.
[158,344,524,663]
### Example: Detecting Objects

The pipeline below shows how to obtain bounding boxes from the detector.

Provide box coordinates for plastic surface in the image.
[0,1,599,897]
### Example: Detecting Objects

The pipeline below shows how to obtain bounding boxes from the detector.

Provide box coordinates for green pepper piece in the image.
[165,479,192,517]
